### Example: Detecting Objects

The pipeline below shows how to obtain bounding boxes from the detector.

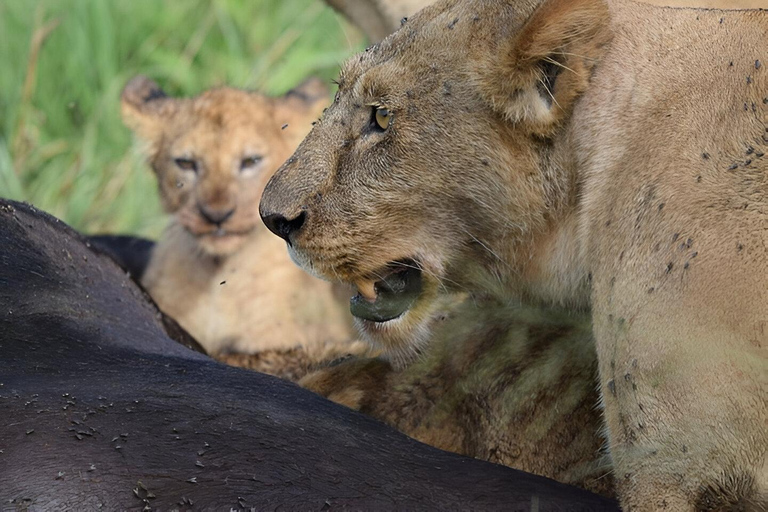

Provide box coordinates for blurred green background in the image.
[0,0,364,237]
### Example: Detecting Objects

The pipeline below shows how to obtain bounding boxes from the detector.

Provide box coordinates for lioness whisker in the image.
[542,56,576,77]
[537,76,561,109]
[460,227,507,266]
[390,260,463,294]
[551,51,599,63]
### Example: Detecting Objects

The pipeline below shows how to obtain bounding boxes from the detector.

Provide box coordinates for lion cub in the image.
[301,296,614,497]
[121,76,363,372]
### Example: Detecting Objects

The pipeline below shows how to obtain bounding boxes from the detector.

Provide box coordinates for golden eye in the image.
[374,107,391,130]
[174,158,198,173]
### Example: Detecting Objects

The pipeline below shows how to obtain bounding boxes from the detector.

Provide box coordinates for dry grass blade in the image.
[12,9,61,174]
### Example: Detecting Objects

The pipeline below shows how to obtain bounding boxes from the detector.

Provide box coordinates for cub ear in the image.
[283,76,329,113]
[480,0,612,136]
[274,76,330,144]
[120,75,177,140]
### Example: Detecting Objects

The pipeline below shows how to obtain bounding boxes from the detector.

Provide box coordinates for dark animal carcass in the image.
[0,199,619,511]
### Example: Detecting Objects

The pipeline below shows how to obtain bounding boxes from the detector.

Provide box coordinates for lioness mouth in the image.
[350,260,423,323]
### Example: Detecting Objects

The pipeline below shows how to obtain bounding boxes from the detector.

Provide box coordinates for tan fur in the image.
[302,298,615,497]
[122,77,358,357]
[216,338,371,382]
[325,0,762,45]
[261,1,768,509]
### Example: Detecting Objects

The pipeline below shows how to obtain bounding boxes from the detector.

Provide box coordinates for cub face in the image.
[122,76,328,256]
[259,0,606,357]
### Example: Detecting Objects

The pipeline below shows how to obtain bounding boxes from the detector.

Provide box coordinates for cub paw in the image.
[300,358,392,410]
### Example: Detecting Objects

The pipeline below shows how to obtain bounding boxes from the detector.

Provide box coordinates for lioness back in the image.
[323,0,762,45]
[121,77,361,367]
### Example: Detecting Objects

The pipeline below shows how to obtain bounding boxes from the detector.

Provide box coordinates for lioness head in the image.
[260,0,610,358]
[122,76,328,256]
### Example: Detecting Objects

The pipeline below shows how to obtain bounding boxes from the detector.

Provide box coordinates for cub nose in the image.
[198,204,235,226]
[261,211,306,242]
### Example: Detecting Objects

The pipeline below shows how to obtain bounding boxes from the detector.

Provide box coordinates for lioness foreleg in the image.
[592,284,767,511]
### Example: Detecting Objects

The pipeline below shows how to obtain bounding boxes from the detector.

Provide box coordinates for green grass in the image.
[0,0,364,237]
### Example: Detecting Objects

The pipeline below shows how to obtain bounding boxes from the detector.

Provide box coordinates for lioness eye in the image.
[174,158,198,173]
[374,107,391,130]
[240,155,263,171]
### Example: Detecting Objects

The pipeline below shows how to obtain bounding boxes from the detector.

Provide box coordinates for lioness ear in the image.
[275,76,330,144]
[120,75,177,140]
[480,0,612,136]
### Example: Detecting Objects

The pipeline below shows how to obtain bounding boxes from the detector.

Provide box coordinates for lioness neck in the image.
[518,0,768,313]
[499,135,590,309]
[521,210,589,309]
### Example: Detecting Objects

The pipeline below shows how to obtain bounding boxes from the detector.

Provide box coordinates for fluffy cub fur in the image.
[121,77,362,368]
[261,0,768,509]
[302,297,615,497]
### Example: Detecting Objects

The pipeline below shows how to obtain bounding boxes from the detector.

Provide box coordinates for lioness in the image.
[260,0,768,509]
[121,77,361,369]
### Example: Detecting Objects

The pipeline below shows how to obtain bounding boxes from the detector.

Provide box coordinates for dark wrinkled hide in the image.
[0,199,619,511]
[87,234,154,282]
[85,233,205,355]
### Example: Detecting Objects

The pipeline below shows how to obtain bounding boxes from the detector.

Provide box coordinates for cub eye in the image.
[174,158,198,173]
[240,155,263,171]
[373,107,391,131]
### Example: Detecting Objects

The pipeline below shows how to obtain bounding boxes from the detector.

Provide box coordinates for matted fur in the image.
[121,77,360,360]
[261,0,768,509]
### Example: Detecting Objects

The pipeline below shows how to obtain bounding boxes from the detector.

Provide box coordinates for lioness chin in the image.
[121,77,362,366]
[260,0,768,509]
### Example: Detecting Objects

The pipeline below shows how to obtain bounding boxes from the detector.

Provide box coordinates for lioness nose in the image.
[199,204,235,226]
[261,211,306,242]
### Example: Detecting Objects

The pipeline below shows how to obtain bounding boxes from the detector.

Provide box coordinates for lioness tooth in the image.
[355,279,377,301]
